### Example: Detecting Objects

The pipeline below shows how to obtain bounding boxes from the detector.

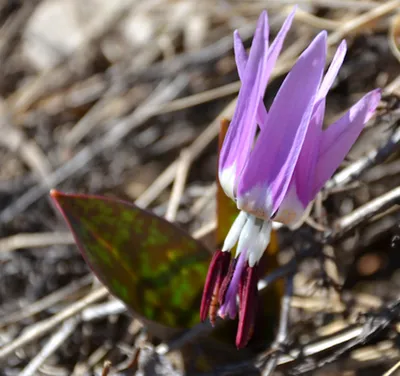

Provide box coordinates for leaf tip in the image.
[50,189,61,199]
[50,189,69,216]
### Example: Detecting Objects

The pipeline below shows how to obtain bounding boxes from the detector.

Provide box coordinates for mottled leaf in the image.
[51,190,210,332]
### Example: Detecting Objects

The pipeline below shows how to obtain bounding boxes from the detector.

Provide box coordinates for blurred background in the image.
[0,0,400,375]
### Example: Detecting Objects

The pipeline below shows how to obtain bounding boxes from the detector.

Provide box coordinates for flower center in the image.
[222,211,272,267]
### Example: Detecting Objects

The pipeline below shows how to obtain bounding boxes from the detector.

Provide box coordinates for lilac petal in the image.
[235,7,296,84]
[272,182,308,226]
[311,88,381,197]
[219,11,269,199]
[234,30,268,129]
[292,100,326,205]
[233,30,248,81]
[237,31,327,218]
[317,40,347,102]
[284,41,346,206]
[234,9,296,129]
[264,7,297,92]
[257,7,297,128]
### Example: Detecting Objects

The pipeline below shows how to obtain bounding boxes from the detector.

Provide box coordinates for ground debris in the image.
[1,1,400,375]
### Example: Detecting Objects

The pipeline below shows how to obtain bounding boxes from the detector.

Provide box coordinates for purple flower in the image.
[201,8,381,348]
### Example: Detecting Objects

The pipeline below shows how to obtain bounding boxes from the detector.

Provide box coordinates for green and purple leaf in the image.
[51,190,210,333]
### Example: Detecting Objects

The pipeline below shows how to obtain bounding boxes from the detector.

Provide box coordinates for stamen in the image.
[219,250,247,319]
[209,284,219,325]
[202,214,271,344]
[218,257,237,307]
[236,264,259,348]
[200,250,231,324]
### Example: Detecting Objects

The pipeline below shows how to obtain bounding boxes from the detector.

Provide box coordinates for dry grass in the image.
[0,0,400,375]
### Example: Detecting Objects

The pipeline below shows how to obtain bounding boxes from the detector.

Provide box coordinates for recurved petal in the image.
[234,7,296,86]
[234,30,268,129]
[263,7,297,92]
[316,40,347,102]
[219,11,269,199]
[257,7,296,128]
[292,100,326,205]
[234,8,296,130]
[234,30,248,81]
[279,40,346,211]
[237,31,327,218]
[311,88,381,197]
